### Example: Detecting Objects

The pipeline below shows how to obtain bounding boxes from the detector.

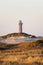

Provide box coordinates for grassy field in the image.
[0,38,43,65]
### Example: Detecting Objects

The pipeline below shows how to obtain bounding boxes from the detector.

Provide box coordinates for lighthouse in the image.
[18,20,23,33]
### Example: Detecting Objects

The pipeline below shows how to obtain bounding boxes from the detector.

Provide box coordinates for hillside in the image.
[0,38,43,65]
[0,33,37,44]
[0,33,36,38]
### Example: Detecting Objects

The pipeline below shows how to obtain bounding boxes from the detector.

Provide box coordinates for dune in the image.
[0,38,43,65]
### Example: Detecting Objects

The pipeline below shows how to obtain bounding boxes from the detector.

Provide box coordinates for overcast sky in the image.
[0,0,43,36]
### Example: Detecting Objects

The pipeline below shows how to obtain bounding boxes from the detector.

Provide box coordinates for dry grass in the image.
[0,38,43,64]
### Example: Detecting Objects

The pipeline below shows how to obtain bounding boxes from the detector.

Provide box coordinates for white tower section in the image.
[18,20,23,33]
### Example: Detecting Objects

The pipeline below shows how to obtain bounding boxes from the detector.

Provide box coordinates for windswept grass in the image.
[0,38,43,65]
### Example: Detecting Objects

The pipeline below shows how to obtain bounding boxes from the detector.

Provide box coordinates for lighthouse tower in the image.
[18,20,23,33]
